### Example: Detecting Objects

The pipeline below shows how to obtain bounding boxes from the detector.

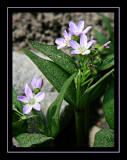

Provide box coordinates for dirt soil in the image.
[12,12,114,51]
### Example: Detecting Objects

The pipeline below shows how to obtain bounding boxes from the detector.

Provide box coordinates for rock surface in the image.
[13,51,68,116]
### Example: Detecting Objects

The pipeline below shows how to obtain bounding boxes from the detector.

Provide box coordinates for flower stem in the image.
[74,105,90,147]
[28,120,43,133]
[83,105,89,147]
[74,109,84,147]
[76,70,81,105]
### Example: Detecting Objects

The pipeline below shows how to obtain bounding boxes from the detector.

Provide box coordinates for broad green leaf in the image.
[47,73,76,137]
[103,76,114,130]
[78,68,114,109]
[93,129,114,147]
[98,53,114,70]
[94,29,114,53]
[15,133,53,147]
[30,41,78,74]
[22,49,76,107]
[94,29,108,45]
[12,120,28,137]
[12,110,19,122]
[12,87,23,113]
[98,13,113,42]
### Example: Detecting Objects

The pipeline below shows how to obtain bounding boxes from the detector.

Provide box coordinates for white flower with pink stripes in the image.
[55,30,72,49]
[69,34,96,55]
[17,83,45,114]
[69,20,92,36]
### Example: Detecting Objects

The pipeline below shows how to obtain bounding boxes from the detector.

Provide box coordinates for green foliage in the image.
[93,129,114,147]
[98,53,114,70]
[93,76,114,147]
[78,68,114,109]
[30,41,78,74]
[98,13,114,42]
[12,88,28,137]
[94,30,108,45]
[22,49,76,107]
[94,13,114,53]
[12,120,28,137]
[15,133,53,147]
[47,73,76,137]
[12,87,23,113]
[103,76,114,130]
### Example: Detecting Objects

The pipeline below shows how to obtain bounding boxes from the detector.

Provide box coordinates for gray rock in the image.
[13,51,68,117]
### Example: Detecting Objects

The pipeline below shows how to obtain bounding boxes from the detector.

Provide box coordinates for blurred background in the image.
[12,12,114,147]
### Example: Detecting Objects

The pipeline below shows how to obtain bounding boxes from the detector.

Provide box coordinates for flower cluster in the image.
[55,20,111,55]
[55,20,96,55]
[17,78,45,114]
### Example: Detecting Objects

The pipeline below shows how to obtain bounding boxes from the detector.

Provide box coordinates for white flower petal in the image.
[31,77,37,89]
[69,22,78,35]
[25,83,33,99]
[78,20,84,33]
[32,102,41,111]
[57,43,66,49]
[87,40,96,49]
[71,49,81,54]
[23,104,32,114]
[34,92,45,102]
[69,40,80,49]
[63,30,69,40]
[68,32,72,40]
[55,38,65,45]
[17,96,28,103]
[82,50,90,55]
[80,34,87,47]
[36,78,43,89]
[83,26,92,34]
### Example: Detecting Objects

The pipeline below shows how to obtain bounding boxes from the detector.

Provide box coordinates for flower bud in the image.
[21,115,28,120]
[90,66,98,75]
[34,88,40,94]
[98,46,104,52]
[31,78,43,90]
[93,57,102,65]
[93,59,98,65]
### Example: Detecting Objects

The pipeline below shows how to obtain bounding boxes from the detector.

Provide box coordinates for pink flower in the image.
[69,34,96,55]
[17,83,45,114]
[103,41,111,48]
[31,78,43,90]
[55,30,72,49]
[69,20,92,36]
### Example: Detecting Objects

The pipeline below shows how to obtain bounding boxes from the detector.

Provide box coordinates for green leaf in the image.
[47,73,76,137]
[98,13,113,42]
[94,29,114,53]
[93,129,114,147]
[78,68,114,109]
[15,133,53,147]
[12,87,23,113]
[30,41,78,74]
[98,53,114,70]
[103,76,114,130]
[94,29,108,45]
[22,49,76,107]
[12,120,28,137]
[12,110,19,122]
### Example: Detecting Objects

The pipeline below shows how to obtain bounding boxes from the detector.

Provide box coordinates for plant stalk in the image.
[74,105,90,147]
[74,109,84,147]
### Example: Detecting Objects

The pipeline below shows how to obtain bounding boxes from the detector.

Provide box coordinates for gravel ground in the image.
[12,12,113,147]
[12,12,114,51]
